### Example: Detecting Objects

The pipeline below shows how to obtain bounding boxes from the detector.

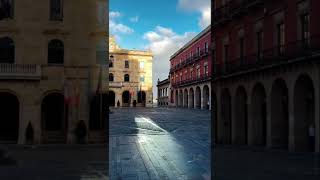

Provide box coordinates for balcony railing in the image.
[172,74,211,88]
[170,48,211,73]
[212,0,263,24]
[213,36,320,77]
[0,64,41,80]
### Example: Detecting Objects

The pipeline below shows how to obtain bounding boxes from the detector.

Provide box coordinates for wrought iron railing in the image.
[172,74,211,88]
[213,36,320,77]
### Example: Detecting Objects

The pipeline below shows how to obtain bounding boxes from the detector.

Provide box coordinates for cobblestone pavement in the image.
[0,145,108,180]
[214,145,320,180]
[109,107,211,180]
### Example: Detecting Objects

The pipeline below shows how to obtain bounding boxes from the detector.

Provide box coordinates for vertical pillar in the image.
[288,78,295,152]
[247,93,254,145]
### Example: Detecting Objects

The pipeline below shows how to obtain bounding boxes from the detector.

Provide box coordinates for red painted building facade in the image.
[169,26,212,110]
[212,0,320,152]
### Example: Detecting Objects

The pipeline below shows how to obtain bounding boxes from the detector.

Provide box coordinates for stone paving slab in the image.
[109,108,211,180]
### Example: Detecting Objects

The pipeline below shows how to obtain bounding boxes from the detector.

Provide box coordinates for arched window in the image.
[48,39,64,64]
[0,37,14,63]
[109,73,114,82]
[50,0,63,21]
[0,0,14,20]
[109,61,113,68]
[124,74,130,82]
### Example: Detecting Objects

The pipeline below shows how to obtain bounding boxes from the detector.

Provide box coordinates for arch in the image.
[109,73,114,82]
[234,86,248,145]
[195,86,201,109]
[294,74,315,152]
[109,91,115,107]
[89,93,107,130]
[175,90,178,107]
[122,91,130,107]
[48,39,64,64]
[203,85,210,110]
[41,92,66,143]
[170,90,174,103]
[271,78,289,149]
[179,89,183,107]
[0,37,14,63]
[0,92,19,143]
[137,91,146,107]
[189,88,194,108]
[220,88,232,144]
[251,83,267,146]
[124,74,130,82]
[184,89,188,108]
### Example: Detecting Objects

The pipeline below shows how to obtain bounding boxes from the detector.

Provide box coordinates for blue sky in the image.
[109,0,211,100]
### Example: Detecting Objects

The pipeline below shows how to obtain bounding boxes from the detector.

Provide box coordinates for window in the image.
[125,60,129,68]
[205,42,209,53]
[180,73,182,81]
[204,64,209,76]
[139,61,145,69]
[239,37,244,62]
[277,22,285,55]
[109,73,114,82]
[140,75,145,82]
[301,13,310,45]
[48,39,64,64]
[124,74,130,82]
[50,0,63,21]
[197,67,200,79]
[109,60,113,68]
[223,44,229,62]
[197,47,200,56]
[191,70,194,80]
[0,0,14,20]
[256,30,263,59]
[0,37,14,63]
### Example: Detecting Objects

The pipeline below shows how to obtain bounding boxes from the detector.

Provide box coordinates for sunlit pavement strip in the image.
[109,108,211,180]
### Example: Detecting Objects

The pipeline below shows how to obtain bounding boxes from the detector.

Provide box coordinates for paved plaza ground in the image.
[109,107,211,180]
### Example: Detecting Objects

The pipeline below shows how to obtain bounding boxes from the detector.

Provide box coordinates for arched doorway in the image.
[195,86,201,109]
[175,90,178,107]
[109,91,115,107]
[294,74,315,152]
[41,92,66,143]
[220,89,231,144]
[271,79,288,149]
[89,93,107,130]
[251,83,267,146]
[184,89,188,108]
[234,86,248,145]
[170,90,174,103]
[203,85,210,110]
[137,91,146,107]
[0,92,19,143]
[189,88,194,108]
[179,89,183,107]
[122,91,130,107]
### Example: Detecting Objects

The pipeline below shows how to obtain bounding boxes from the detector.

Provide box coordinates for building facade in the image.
[169,26,212,110]
[109,36,153,107]
[212,0,320,152]
[157,78,169,107]
[0,0,108,144]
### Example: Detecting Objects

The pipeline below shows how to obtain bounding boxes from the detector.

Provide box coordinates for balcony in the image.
[170,48,211,73]
[172,74,211,88]
[212,0,264,24]
[0,64,41,80]
[213,36,320,77]
[109,82,123,88]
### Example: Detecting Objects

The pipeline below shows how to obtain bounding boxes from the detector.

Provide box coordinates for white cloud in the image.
[109,11,121,18]
[178,0,211,29]
[110,20,134,34]
[143,26,197,99]
[129,16,139,23]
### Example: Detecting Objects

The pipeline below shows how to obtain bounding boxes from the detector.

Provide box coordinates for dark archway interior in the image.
[220,89,231,144]
[271,79,289,149]
[122,91,130,106]
[251,84,267,146]
[190,89,194,108]
[89,93,108,130]
[42,93,64,131]
[203,86,210,109]
[234,87,248,145]
[137,91,146,106]
[0,92,19,142]
[196,87,201,109]
[184,90,188,107]
[294,75,315,152]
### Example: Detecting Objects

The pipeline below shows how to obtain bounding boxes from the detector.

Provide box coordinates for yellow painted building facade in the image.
[0,0,108,144]
[109,36,153,107]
